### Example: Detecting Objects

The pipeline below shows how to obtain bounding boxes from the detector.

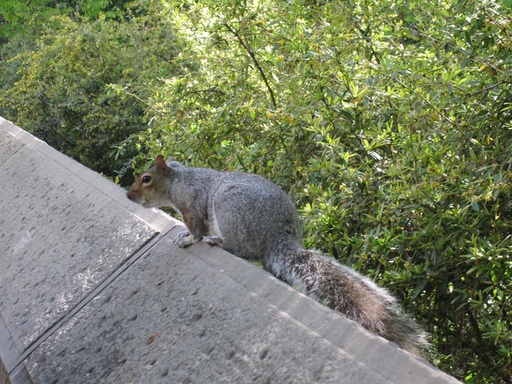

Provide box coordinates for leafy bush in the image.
[124,1,511,382]
[0,0,131,40]
[0,5,184,182]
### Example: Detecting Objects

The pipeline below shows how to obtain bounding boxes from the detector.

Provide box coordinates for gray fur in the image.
[127,158,430,356]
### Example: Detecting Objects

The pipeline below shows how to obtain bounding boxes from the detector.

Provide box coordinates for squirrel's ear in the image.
[155,155,167,170]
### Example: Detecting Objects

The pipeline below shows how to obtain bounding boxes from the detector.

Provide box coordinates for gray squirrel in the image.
[127,155,429,356]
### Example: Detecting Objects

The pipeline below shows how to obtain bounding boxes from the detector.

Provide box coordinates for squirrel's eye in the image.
[141,175,152,184]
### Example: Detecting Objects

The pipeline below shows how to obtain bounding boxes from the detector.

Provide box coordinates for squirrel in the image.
[127,155,429,357]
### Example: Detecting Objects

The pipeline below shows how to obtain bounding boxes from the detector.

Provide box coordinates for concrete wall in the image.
[0,117,460,383]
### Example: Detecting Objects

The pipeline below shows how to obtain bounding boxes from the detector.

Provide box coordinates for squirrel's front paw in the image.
[175,229,190,239]
[173,230,195,248]
[173,235,195,248]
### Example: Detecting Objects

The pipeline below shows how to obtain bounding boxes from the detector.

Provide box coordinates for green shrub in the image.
[125,1,511,381]
[0,5,182,183]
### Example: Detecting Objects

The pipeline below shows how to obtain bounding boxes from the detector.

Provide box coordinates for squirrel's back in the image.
[208,172,302,261]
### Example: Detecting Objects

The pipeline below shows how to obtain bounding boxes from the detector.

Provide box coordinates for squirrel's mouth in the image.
[127,191,151,208]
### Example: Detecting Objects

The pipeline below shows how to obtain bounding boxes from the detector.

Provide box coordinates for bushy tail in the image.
[266,246,430,357]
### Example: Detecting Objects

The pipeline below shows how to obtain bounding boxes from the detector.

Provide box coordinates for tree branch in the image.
[223,22,277,109]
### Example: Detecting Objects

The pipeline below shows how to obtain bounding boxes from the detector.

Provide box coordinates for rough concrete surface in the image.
[0,117,460,383]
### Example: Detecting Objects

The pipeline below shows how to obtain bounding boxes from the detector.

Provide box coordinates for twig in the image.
[223,22,277,109]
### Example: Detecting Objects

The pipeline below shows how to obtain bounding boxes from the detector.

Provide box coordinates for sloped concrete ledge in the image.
[0,117,460,383]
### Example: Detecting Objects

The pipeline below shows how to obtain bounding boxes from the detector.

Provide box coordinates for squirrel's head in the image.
[127,155,173,208]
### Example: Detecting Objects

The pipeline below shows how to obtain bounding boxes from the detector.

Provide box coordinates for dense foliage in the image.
[1,1,511,382]
[0,2,182,181]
